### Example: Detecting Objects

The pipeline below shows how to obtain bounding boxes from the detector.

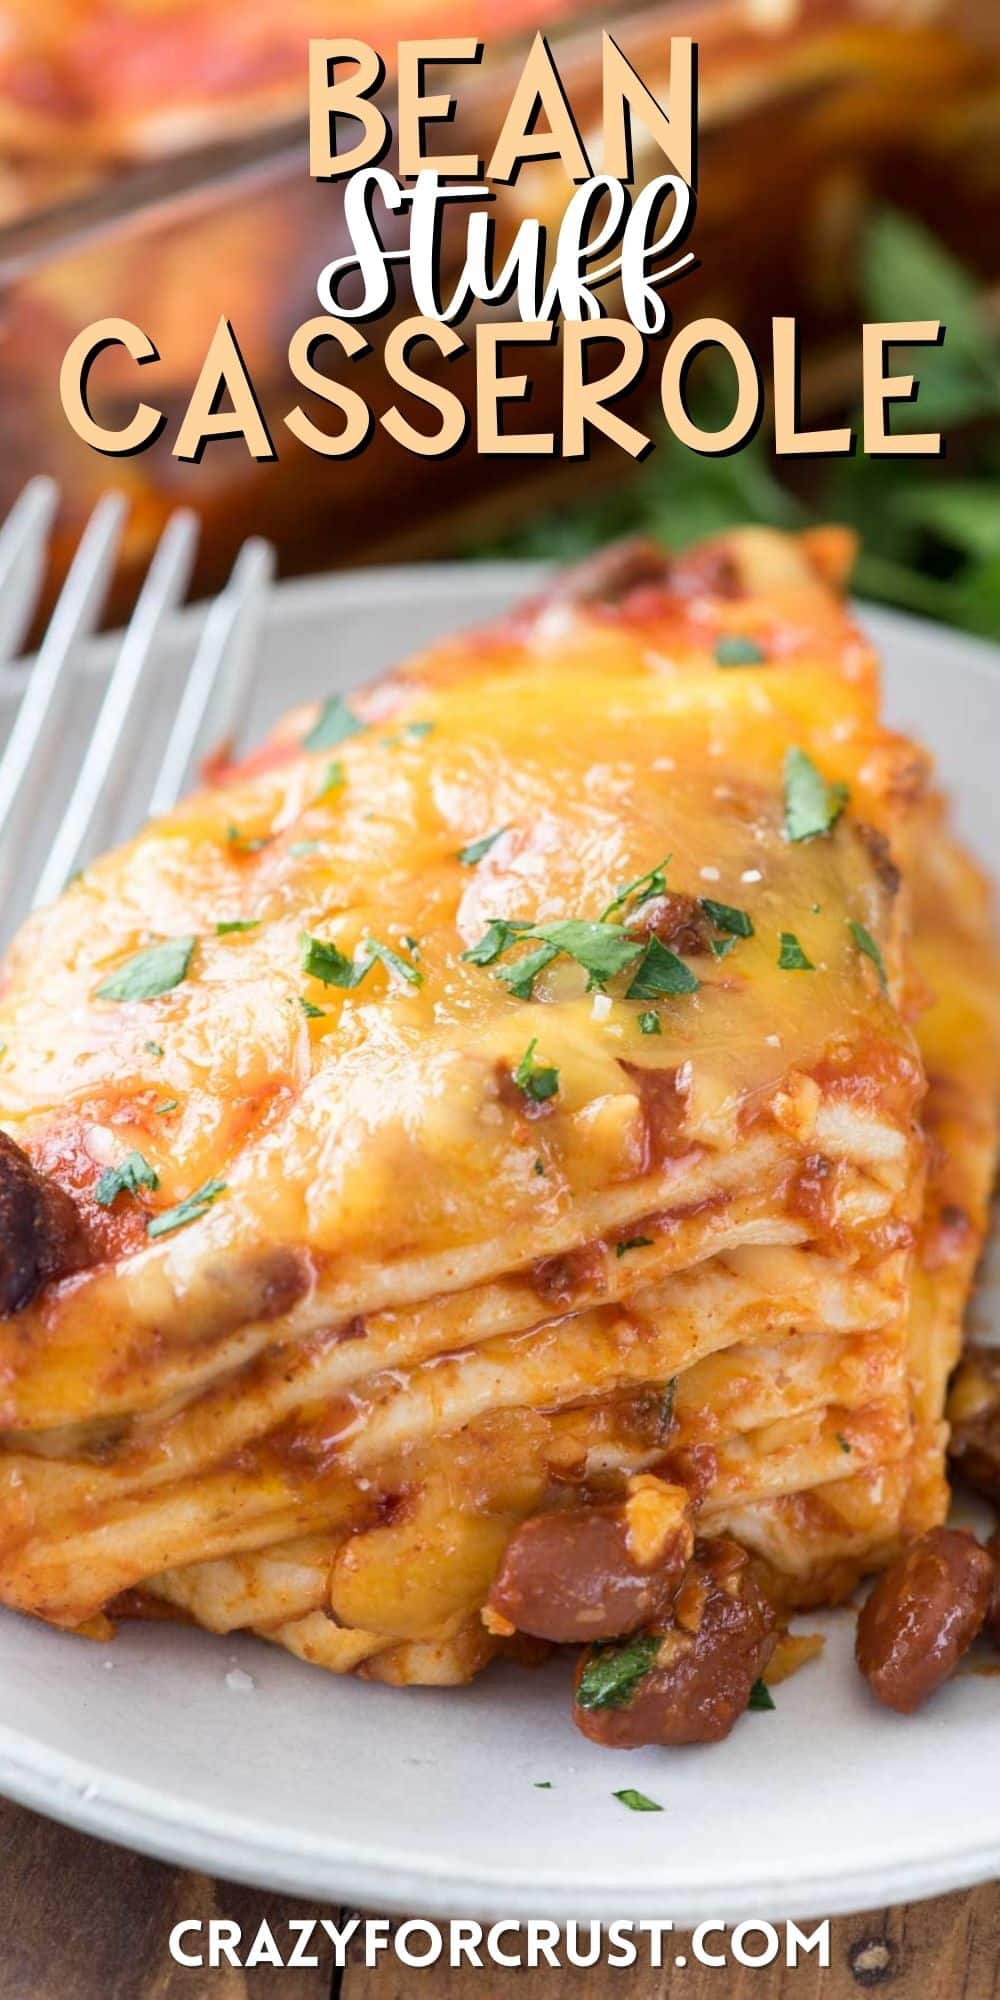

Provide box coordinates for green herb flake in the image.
[626,936,699,1000]
[783,747,849,844]
[300,933,366,989]
[318,759,345,799]
[289,840,321,857]
[848,919,888,992]
[225,823,271,854]
[457,825,511,866]
[602,854,672,921]
[513,1039,560,1105]
[364,938,424,988]
[302,695,365,752]
[517,921,643,990]
[700,897,754,938]
[778,932,815,971]
[94,1151,159,1208]
[613,1789,663,1814]
[496,942,559,1000]
[710,936,737,961]
[638,1010,661,1035]
[144,1041,163,1059]
[836,1432,852,1454]
[616,1236,653,1258]
[147,1178,226,1240]
[97,936,195,1003]
[533,1157,545,1176]
[714,635,766,667]
[749,1679,776,1712]
[576,1634,660,1711]
[462,919,529,967]
[214,918,260,935]
[534,1781,553,1790]
[299,997,326,1019]
[154,1099,179,1115]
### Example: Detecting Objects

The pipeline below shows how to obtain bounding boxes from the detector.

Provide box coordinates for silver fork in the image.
[0,480,274,928]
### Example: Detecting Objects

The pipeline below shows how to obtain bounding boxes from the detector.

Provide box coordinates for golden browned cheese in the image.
[0,524,995,1691]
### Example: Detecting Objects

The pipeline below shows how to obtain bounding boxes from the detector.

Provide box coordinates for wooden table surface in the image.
[2,1796,996,2000]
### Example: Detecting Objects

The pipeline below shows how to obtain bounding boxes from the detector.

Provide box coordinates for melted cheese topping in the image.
[0,534,918,1293]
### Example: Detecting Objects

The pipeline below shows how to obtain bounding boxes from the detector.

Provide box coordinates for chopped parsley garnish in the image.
[144,1041,163,1058]
[616,1236,653,1257]
[457,825,510,866]
[146,1178,226,1239]
[364,938,424,987]
[464,886,701,1005]
[576,1634,660,1711]
[533,1157,545,1175]
[462,918,528,966]
[835,1432,852,1454]
[638,1010,661,1035]
[601,854,672,922]
[710,936,737,961]
[714,634,766,667]
[289,840,321,857]
[300,934,366,988]
[848,919,888,991]
[214,918,259,935]
[700,897,754,938]
[625,936,699,999]
[299,996,326,1019]
[778,931,815,971]
[300,933,423,990]
[225,822,271,854]
[499,920,643,997]
[513,1039,559,1104]
[783,747,849,843]
[496,942,560,1000]
[317,760,345,798]
[97,936,195,1003]
[94,1151,159,1208]
[534,1781,553,1790]
[154,1099,179,1114]
[749,1680,776,1712]
[302,695,364,752]
[613,1789,663,1813]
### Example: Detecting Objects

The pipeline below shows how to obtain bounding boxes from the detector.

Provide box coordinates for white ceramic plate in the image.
[0,566,997,1924]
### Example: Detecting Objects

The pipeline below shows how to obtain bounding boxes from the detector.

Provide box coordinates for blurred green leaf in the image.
[892,481,1000,562]
[861,208,1000,430]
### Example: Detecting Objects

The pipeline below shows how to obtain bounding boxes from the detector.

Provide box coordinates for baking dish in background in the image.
[0,0,996,618]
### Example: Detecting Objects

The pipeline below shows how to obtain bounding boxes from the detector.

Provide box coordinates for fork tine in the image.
[0,493,126,904]
[33,508,199,909]
[0,477,59,667]
[148,535,275,817]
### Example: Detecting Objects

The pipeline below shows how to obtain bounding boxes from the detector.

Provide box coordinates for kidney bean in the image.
[855,1526,993,1713]
[0,1131,88,1312]
[572,1536,777,1747]
[985,1530,1000,1650]
[486,1478,693,1645]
